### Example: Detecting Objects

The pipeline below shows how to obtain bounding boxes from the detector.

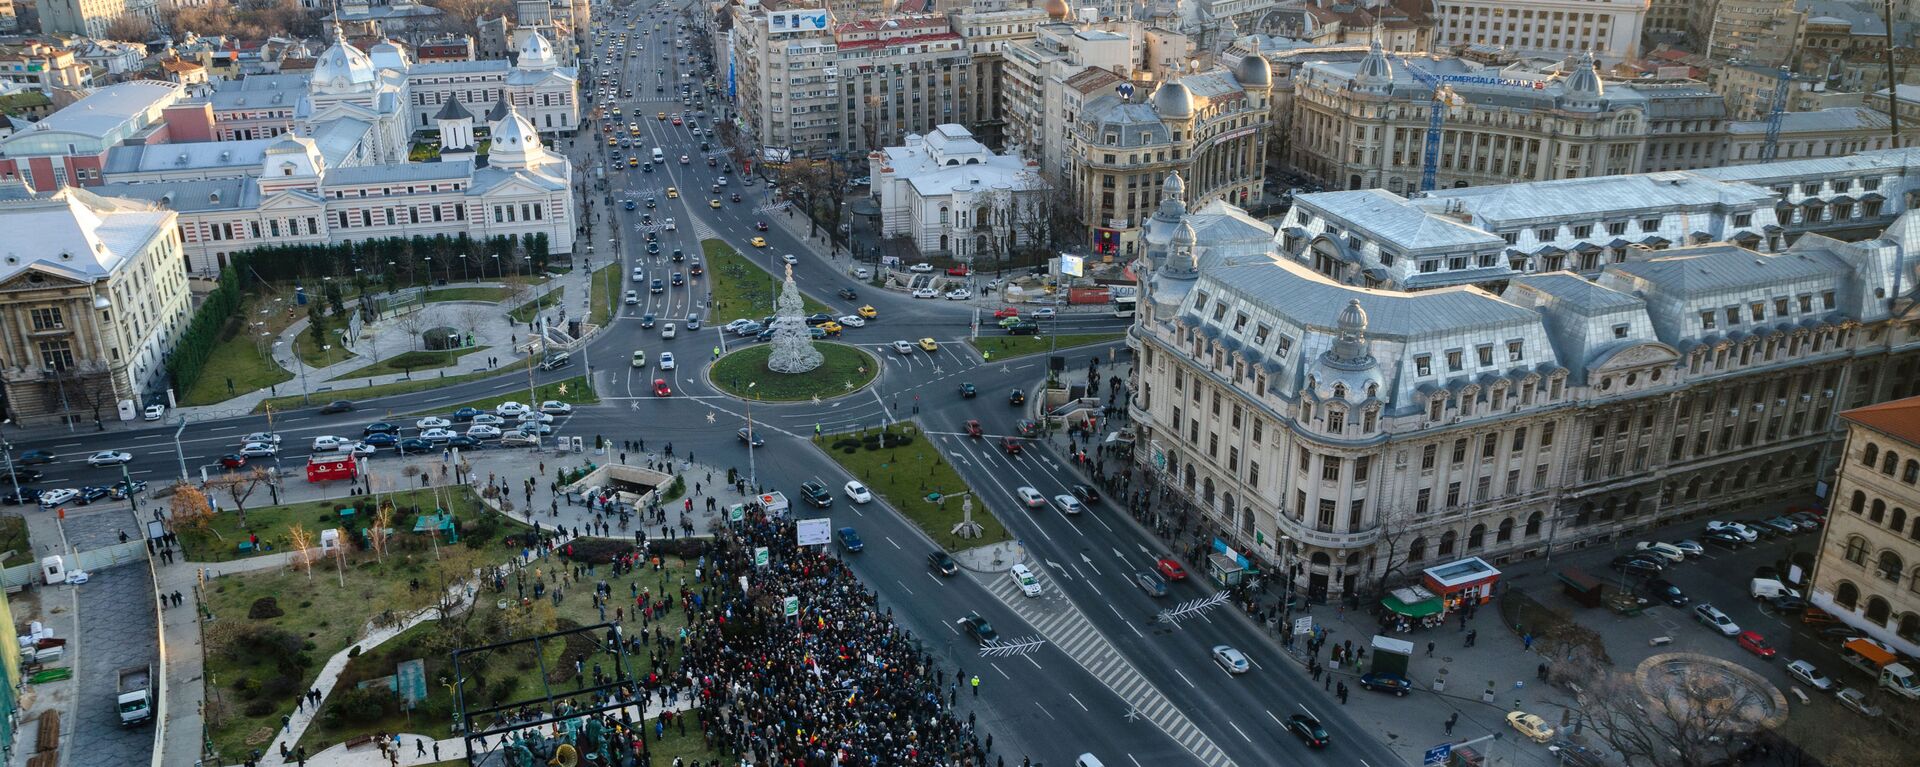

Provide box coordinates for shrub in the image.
[247,597,284,619]
[232,677,261,700]
[258,673,300,701]
[243,700,275,718]
[328,686,392,725]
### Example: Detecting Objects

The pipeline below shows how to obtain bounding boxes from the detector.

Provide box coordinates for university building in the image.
[1809,395,1920,652]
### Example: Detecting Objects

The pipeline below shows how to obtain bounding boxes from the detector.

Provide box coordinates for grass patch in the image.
[0,514,28,566]
[294,323,356,368]
[966,332,1126,360]
[410,375,597,417]
[822,424,1011,550]
[710,343,875,400]
[178,487,489,563]
[328,347,487,381]
[588,264,621,327]
[702,239,831,324]
[507,290,562,324]
[1498,587,1612,667]
[181,335,293,406]
[254,368,499,413]
[422,286,511,303]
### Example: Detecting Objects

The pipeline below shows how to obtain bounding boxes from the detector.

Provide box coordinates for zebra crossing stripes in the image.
[978,569,1234,767]
[689,217,721,242]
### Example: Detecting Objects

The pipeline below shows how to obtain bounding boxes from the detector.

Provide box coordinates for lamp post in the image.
[447,332,460,368]
[459,253,470,283]
[423,256,433,286]
[491,254,501,280]
[273,341,310,405]
[1280,534,1295,619]
[0,419,20,502]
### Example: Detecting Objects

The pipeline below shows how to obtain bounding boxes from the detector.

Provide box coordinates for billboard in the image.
[796,518,832,546]
[768,10,830,32]
[1059,254,1084,277]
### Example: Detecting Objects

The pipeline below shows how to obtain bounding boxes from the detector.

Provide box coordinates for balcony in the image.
[1276,516,1382,549]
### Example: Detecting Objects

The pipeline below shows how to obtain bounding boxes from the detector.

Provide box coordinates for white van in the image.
[631,350,648,368]
[1750,578,1801,600]
[652,148,665,163]
[1075,756,1104,767]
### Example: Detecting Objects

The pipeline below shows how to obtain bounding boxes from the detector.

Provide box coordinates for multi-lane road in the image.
[6,2,1409,764]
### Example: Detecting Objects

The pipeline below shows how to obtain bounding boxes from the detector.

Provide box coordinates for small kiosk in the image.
[1421,557,1502,616]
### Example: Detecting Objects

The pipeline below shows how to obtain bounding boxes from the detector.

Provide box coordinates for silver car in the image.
[1211,645,1250,674]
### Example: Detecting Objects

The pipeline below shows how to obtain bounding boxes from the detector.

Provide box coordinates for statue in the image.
[767,263,824,373]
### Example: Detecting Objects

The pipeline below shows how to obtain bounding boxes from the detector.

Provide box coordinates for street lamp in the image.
[446,333,460,368]
[459,253,470,283]
[0,419,21,502]
[273,341,310,404]
[490,254,501,280]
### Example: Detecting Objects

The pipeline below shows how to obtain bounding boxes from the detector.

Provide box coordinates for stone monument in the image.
[767,263,823,373]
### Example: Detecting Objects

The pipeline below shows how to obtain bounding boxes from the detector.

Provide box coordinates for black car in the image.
[928,551,958,576]
[799,481,832,508]
[838,288,859,300]
[1006,321,1040,336]
[1,487,40,505]
[452,407,483,422]
[804,313,834,326]
[1285,714,1330,748]
[363,433,398,448]
[319,400,355,414]
[736,428,766,447]
[1070,484,1101,505]
[363,421,399,435]
[1704,531,1746,549]
[16,450,55,465]
[1610,554,1663,576]
[1769,594,1809,613]
[397,438,435,453]
[1357,672,1411,696]
[959,614,997,644]
[76,486,110,505]
[958,382,977,398]
[2,468,43,483]
[641,313,656,328]
[447,435,482,449]
[1008,389,1026,406]
[1645,578,1688,607]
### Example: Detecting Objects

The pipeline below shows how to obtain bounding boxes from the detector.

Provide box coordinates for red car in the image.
[993,306,1020,319]
[653,379,672,397]
[965,419,983,438]
[672,117,683,125]
[755,221,769,231]
[1156,557,1188,581]
[946,265,970,276]
[1737,630,1776,659]
[219,453,247,470]
[1002,436,1022,455]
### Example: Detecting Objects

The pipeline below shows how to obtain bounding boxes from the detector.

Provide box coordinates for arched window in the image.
[1905,460,1919,484]
[1852,490,1868,514]
[1525,512,1543,536]
[1864,442,1880,467]
[1575,502,1593,527]
[1311,552,1331,566]
[1333,383,1347,399]
[1894,508,1909,535]
[1871,499,1887,524]
[1845,536,1870,564]
[1866,596,1892,625]
[1439,530,1458,557]
[1885,452,1901,476]
[1900,613,1920,643]
[1836,580,1860,610]
[1685,477,1702,500]
[1242,507,1257,536]
[1879,551,1905,583]
[1409,536,1427,562]
[1468,524,1486,549]
[1497,518,1514,543]
[1203,477,1216,507]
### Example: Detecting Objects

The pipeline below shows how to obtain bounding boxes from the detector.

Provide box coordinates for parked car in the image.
[1645,578,1689,607]
[1785,660,1834,691]
[1837,688,1883,717]
[37,488,79,507]
[73,485,106,504]
[1694,603,1742,636]
[1358,672,1412,696]
[1506,711,1555,743]
[1706,521,1758,542]
[1634,542,1686,562]
[416,417,452,430]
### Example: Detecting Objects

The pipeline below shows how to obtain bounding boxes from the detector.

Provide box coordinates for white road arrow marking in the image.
[1080,553,1101,576]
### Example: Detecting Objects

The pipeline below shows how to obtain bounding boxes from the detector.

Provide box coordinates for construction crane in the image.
[1394,56,1546,193]
[1758,65,1792,163]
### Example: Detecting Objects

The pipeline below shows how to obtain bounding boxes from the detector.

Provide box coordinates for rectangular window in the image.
[1416,488,1432,515]
[1318,499,1337,528]
[1422,444,1438,470]
[1446,350,1463,371]
[1482,436,1497,459]
[29,307,64,330]
[1451,439,1467,464]
[1506,469,1521,495]
[1415,355,1432,376]
[1298,447,1312,472]
[1507,341,1523,361]
[1540,422,1556,447]
[1327,409,1345,434]
[1700,310,1716,330]
[1446,482,1462,507]
[1354,456,1371,482]
[1475,476,1490,502]
[1251,420,1264,445]
[1322,457,1342,482]
[1477,345,1494,366]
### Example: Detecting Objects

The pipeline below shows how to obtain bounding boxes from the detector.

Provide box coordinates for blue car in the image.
[362,433,398,448]
[838,527,864,553]
[624,199,637,210]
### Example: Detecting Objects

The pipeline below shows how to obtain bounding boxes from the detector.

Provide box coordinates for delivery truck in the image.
[1838,637,1920,699]
[117,664,154,725]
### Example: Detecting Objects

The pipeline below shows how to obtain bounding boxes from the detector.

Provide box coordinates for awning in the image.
[1573,242,1602,253]
[1861,192,1886,202]
[1382,594,1445,618]
[1829,195,1855,205]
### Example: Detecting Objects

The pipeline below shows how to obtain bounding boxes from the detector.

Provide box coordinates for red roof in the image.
[1843,395,1920,448]
[835,32,960,52]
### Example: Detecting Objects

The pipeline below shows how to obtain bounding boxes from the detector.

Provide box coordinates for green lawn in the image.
[507,290,562,324]
[328,347,488,381]
[253,368,501,413]
[967,332,1126,360]
[822,425,1011,550]
[423,286,511,303]
[702,239,831,324]
[710,343,875,400]
[412,375,598,417]
[181,334,294,406]
[0,514,28,566]
[588,263,621,327]
[295,323,356,368]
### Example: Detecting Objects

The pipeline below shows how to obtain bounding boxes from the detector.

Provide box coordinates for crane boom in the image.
[1759,66,1791,163]
[1393,56,1545,193]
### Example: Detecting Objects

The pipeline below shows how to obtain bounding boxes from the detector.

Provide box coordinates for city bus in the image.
[1113,295,1136,318]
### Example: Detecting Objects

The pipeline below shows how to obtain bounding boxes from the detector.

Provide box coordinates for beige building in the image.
[40,0,159,38]
[947,0,1047,148]
[1692,0,1804,68]
[1001,17,1137,183]
[1644,0,1689,37]
[1808,395,1920,654]
[1430,0,1648,60]
[0,185,190,426]
[836,14,974,153]
[726,0,842,159]
[1723,106,1900,164]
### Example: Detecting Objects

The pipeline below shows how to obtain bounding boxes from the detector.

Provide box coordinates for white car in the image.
[495,401,530,417]
[342,441,377,456]
[312,435,347,451]
[1053,494,1086,516]
[1634,541,1686,563]
[1837,688,1883,717]
[911,288,938,299]
[1706,521,1759,542]
[625,290,639,305]
[518,411,556,424]
[907,263,934,273]
[1212,645,1251,674]
[1032,308,1057,319]
[1009,563,1042,597]
[781,254,798,265]
[241,432,281,445]
[633,267,645,280]
[945,289,972,300]
[891,340,915,355]
[1785,660,1834,691]
[466,424,503,439]
[420,428,458,443]
[659,352,677,370]
[416,417,452,430]
[837,315,866,328]
[143,404,166,421]
[540,400,574,415]
[238,442,278,457]
[1016,486,1046,508]
[470,413,505,426]
[844,481,872,504]
[724,319,753,334]
[86,451,133,467]
[38,488,79,507]
[664,218,676,231]
[1693,603,1742,636]
[853,267,871,279]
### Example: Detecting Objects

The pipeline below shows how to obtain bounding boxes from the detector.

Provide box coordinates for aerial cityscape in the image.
[0,0,1914,765]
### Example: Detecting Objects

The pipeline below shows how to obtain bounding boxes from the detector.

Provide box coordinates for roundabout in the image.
[708,342,879,401]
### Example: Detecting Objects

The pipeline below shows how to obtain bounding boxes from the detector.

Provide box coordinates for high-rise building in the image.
[947,0,1048,148]
[1691,0,1804,68]
[1807,394,1920,656]
[1429,0,1648,60]
[836,14,973,153]
[1001,14,1136,182]
[726,1,842,159]
[39,0,159,39]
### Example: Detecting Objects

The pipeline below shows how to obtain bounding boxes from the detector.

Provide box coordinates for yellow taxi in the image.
[709,199,722,209]
[666,187,679,198]
[819,321,843,334]
[611,107,622,117]
[606,136,617,146]
[858,305,878,319]
[917,338,939,352]
[628,122,640,133]
[628,157,638,167]
[657,112,667,120]
[750,237,767,247]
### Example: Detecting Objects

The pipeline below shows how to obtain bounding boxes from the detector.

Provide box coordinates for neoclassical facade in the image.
[1126,173,1920,601]
[868,125,1050,260]
[1809,395,1920,655]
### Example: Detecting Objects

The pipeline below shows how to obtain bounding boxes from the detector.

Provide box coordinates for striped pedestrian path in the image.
[690,216,721,242]
[978,567,1234,767]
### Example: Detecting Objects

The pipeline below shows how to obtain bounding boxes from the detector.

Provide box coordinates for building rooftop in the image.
[1,80,181,144]
[1726,106,1890,134]
[1842,395,1920,448]
[0,184,172,282]
[1605,244,1849,297]
[1301,189,1506,253]
[1423,172,1776,224]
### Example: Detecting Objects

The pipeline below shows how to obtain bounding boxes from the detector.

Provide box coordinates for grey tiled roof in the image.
[1201,255,1537,339]
[1507,273,1643,315]
[326,161,473,186]
[1300,189,1503,252]
[1424,172,1774,224]
[1606,245,1848,296]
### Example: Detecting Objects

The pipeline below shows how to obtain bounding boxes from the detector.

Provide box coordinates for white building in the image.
[1430,0,1648,61]
[868,124,1049,260]
[0,184,190,424]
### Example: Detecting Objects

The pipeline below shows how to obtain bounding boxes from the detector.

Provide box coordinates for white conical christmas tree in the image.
[767,263,823,373]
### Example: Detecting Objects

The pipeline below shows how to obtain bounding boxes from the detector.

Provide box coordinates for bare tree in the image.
[1369,505,1417,597]
[422,0,513,35]
[1567,650,1774,767]
[206,468,269,528]
[286,523,316,576]
[369,503,394,561]
[393,308,430,351]
[104,15,154,41]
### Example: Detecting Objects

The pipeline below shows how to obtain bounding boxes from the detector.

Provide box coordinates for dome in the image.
[311,21,376,93]
[1327,299,1374,367]
[1564,51,1603,97]
[487,102,550,169]
[1173,218,1197,245]
[1163,171,1185,204]
[1153,81,1195,120]
[1235,53,1271,89]
[519,30,557,70]
[1044,0,1071,20]
[1356,37,1393,84]
[1337,298,1368,334]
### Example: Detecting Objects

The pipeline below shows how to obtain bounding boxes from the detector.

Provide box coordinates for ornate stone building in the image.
[1125,169,1920,601]
[1808,393,1920,654]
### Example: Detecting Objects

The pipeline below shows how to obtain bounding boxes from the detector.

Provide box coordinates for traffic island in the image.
[821,424,1011,550]
[708,342,877,401]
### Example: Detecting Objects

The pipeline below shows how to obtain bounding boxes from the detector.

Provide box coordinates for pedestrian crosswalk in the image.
[978,568,1234,767]
[690,217,721,242]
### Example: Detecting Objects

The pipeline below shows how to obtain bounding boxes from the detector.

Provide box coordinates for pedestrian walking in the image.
[971,675,980,696]
[1426,640,1435,658]
[1444,713,1457,735]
